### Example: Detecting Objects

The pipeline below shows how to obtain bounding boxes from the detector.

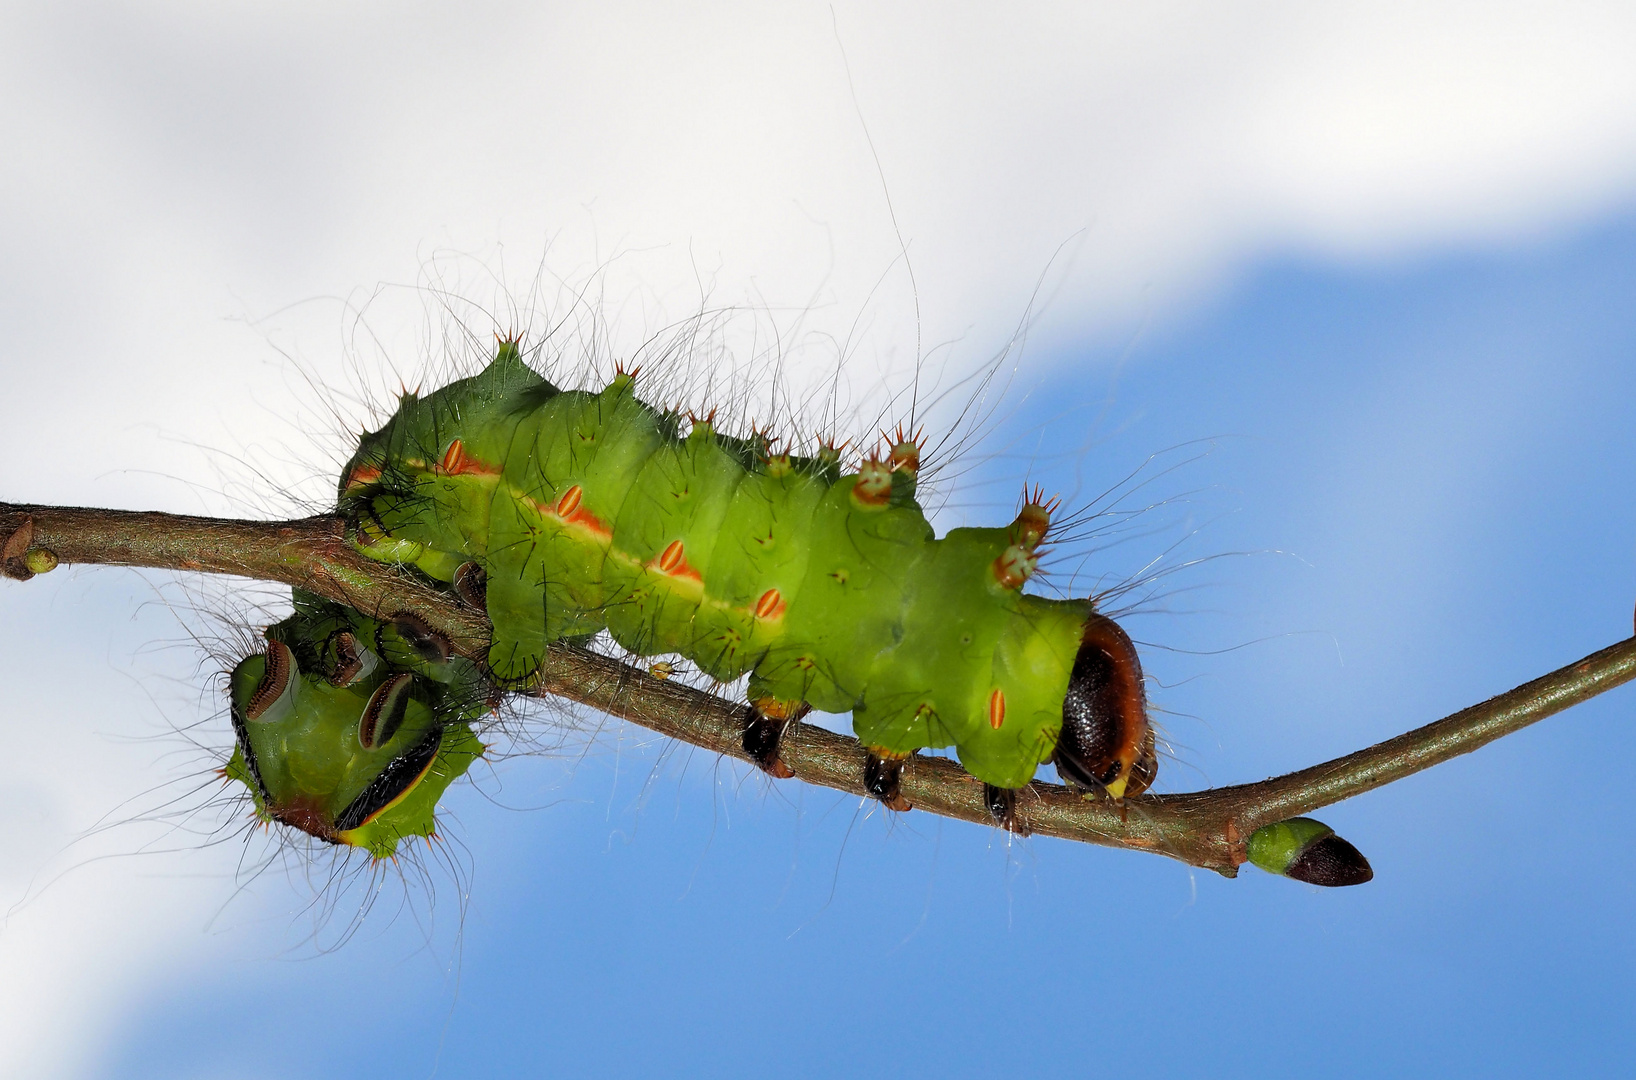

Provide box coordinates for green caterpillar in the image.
[228,341,1156,853]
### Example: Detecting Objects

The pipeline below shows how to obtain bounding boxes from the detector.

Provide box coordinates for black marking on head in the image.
[245,641,295,722]
[228,701,273,806]
[358,672,414,749]
[452,561,488,610]
[389,613,453,665]
[328,631,365,686]
[333,726,445,833]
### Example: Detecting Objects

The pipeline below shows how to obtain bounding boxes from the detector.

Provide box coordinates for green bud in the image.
[22,548,58,575]
[1247,817,1373,887]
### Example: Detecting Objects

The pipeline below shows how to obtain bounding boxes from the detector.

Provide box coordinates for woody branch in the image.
[5,501,1635,877]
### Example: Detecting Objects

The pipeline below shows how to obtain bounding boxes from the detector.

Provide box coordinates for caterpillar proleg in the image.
[227,339,1156,855]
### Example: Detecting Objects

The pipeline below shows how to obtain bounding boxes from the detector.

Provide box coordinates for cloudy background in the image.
[3,3,1636,1077]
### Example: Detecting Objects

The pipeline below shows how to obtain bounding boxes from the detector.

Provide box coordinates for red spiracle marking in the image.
[754,589,785,620]
[543,483,611,539]
[435,440,500,476]
[658,540,686,573]
[555,485,583,517]
[988,688,1006,730]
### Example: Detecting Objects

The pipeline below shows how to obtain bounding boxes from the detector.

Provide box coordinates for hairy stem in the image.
[6,502,1634,876]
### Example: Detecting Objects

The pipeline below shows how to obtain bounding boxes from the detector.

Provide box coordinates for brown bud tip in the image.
[1286,835,1374,887]
[1247,817,1373,887]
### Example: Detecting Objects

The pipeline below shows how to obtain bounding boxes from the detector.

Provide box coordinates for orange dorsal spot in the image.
[556,485,583,517]
[852,459,893,506]
[989,688,1006,730]
[754,589,785,620]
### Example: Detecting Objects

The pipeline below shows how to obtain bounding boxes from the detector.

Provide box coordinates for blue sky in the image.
[3,5,1636,1078]
[73,199,1636,1080]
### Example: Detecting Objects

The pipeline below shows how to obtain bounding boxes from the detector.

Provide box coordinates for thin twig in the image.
[5,501,1634,876]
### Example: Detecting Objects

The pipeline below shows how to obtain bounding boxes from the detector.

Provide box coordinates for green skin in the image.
[1246,817,1337,875]
[227,592,487,858]
[338,344,1094,790]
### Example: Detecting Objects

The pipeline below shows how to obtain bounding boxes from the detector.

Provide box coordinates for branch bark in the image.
[6,501,1634,876]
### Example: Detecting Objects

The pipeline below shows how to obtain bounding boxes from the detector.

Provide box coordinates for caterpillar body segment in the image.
[226,592,488,858]
[331,343,1156,808]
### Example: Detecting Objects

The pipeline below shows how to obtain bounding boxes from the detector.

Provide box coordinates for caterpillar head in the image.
[224,599,487,858]
[1054,613,1156,799]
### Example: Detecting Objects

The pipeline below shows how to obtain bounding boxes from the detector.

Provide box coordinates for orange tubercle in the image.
[885,423,924,474]
[991,545,1037,589]
[851,458,893,506]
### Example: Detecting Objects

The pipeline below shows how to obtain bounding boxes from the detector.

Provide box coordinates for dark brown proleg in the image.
[863,752,912,812]
[741,699,808,779]
[983,784,1031,836]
